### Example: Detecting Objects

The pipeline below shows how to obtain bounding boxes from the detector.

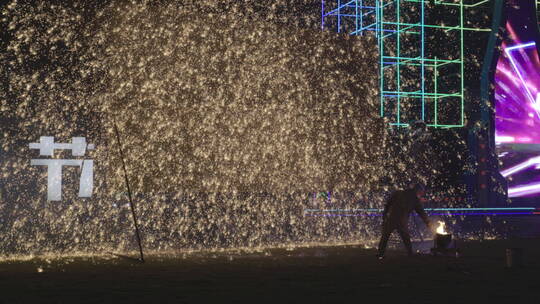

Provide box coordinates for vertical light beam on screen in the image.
[321,0,325,30]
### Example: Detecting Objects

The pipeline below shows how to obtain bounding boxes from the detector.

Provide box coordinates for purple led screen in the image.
[495,0,540,198]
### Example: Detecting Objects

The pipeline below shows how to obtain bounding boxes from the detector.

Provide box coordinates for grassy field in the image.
[1,238,539,303]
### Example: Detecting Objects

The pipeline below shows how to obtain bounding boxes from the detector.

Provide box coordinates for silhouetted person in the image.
[376,184,433,258]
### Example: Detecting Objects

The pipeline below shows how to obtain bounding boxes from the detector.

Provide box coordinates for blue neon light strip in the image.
[305,207,536,212]
[304,207,539,217]
[305,213,535,217]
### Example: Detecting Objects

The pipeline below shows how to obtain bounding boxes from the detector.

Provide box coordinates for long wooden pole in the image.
[113,119,145,263]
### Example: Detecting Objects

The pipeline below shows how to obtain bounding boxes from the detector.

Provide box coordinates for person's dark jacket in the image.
[382,189,430,226]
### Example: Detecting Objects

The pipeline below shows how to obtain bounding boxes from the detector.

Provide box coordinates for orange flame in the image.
[436,221,448,235]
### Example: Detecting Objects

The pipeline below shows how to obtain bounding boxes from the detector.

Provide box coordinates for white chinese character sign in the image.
[30,136,95,201]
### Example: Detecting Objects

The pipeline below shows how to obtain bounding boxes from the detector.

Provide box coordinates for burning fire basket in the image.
[430,221,460,257]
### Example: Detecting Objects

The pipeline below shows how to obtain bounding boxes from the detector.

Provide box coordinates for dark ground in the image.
[1,237,539,304]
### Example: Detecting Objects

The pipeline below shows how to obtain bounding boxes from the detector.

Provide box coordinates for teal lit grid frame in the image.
[321,0,492,128]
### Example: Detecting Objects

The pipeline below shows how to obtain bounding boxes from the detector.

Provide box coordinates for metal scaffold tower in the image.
[321,0,491,128]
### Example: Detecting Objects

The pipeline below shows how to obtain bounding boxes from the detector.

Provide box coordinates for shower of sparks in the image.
[0,0,477,258]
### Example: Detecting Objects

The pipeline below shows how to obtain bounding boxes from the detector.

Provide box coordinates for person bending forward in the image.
[377,184,433,258]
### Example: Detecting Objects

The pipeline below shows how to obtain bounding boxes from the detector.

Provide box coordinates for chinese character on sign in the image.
[30,136,95,201]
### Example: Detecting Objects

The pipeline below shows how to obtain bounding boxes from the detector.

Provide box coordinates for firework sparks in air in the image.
[0,1,477,258]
